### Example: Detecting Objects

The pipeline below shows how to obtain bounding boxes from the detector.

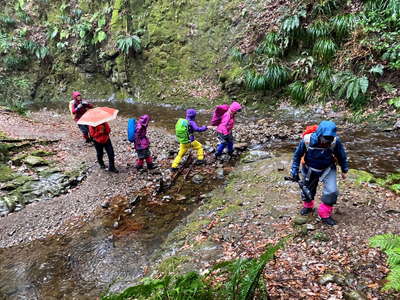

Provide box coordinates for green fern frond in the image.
[331,14,358,39]
[307,20,332,40]
[313,38,336,62]
[383,266,400,292]
[229,48,244,62]
[116,35,141,55]
[256,33,282,57]
[312,0,342,16]
[386,248,400,267]
[288,81,308,104]
[370,234,400,251]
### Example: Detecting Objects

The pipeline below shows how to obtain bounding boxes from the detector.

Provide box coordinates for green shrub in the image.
[312,0,342,16]
[245,64,290,91]
[307,20,332,40]
[370,234,400,291]
[229,48,244,62]
[256,32,282,57]
[333,72,369,108]
[331,14,358,39]
[312,38,337,62]
[288,81,309,104]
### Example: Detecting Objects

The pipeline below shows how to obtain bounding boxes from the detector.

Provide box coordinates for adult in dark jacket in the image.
[134,114,154,170]
[89,122,118,173]
[71,91,94,143]
[290,120,349,226]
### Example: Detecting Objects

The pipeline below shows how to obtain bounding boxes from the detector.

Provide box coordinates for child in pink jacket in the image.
[215,101,242,157]
[134,114,154,170]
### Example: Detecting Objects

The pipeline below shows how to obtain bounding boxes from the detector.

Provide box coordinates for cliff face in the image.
[0,0,248,105]
[1,0,400,110]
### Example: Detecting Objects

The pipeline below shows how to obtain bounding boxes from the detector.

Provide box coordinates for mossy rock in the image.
[1,176,33,191]
[39,167,61,177]
[0,164,15,183]
[23,155,49,167]
[30,150,54,157]
[10,153,28,165]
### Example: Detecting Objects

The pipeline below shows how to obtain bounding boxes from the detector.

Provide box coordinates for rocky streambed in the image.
[0,104,398,299]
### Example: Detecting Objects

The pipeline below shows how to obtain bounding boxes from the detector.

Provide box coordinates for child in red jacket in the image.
[89,122,118,173]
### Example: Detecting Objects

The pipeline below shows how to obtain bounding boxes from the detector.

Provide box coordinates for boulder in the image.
[241,150,271,163]
[23,155,48,167]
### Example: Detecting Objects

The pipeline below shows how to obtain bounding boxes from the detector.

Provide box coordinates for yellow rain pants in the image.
[171,140,204,168]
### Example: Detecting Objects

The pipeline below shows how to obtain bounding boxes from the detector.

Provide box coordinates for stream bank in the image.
[0,106,399,299]
[143,154,400,299]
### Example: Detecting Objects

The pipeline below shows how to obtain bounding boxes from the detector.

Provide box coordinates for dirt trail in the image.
[0,109,176,248]
[149,154,400,299]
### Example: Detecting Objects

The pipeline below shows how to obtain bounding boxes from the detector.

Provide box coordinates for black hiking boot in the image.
[300,207,314,216]
[195,159,205,166]
[171,167,178,172]
[147,163,156,170]
[321,217,337,226]
[108,166,119,173]
[99,163,106,169]
[136,165,143,170]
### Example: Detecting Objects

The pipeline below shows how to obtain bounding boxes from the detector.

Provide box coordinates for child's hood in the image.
[139,114,150,126]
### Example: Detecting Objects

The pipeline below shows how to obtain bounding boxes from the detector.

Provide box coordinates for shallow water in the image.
[2,99,396,299]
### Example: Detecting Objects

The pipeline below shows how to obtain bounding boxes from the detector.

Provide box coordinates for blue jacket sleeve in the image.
[190,120,207,132]
[333,138,349,173]
[290,140,306,177]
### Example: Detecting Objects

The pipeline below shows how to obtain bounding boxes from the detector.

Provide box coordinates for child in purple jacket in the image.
[134,114,154,170]
[171,109,208,170]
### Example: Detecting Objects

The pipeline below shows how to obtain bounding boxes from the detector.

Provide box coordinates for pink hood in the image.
[72,91,81,101]
[230,101,241,113]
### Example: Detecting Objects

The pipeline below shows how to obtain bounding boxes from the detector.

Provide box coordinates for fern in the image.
[331,14,358,40]
[333,72,369,108]
[256,32,282,57]
[313,38,337,62]
[365,0,400,17]
[280,11,306,43]
[288,81,309,104]
[229,48,244,62]
[116,35,141,55]
[307,20,331,40]
[370,234,400,292]
[312,0,341,16]
[370,234,400,251]
[369,64,384,76]
[212,241,284,300]
[291,56,314,79]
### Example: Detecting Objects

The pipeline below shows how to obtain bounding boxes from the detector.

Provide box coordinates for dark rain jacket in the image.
[290,121,349,177]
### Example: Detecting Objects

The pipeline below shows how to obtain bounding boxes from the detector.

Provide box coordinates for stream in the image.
[0,99,398,299]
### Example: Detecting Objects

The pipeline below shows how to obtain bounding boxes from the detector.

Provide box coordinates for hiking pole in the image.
[284,176,313,202]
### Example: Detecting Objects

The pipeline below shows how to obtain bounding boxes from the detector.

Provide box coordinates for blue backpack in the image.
[127,118,137,142]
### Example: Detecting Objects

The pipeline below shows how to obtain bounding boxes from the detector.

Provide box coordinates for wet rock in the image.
[241,150,271,163]
[344,290,366,300]
[234,143,248,151]
[101,200,110,209]
[23,155,48,167]
[394,119,400,130]
[162,195,172,201]
[216,168,224,179]
[1,176,32,191]
[175,194,187,201]
[293,216,308,225]
[113,221,119,229]
[39,167,60,177]
[1,195,19,212]
[124,208,133,215]
[306,224,315,231]
[192,174,204,184]
[319,273,335,285]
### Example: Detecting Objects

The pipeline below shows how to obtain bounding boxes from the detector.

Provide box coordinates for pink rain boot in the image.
[318,203,336,226]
